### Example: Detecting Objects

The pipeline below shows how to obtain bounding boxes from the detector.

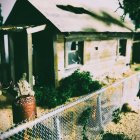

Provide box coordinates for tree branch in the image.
[118,0,124,9]
[115,0,124,12]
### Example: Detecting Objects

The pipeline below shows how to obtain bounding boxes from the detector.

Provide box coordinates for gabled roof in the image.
[27,0,134,33]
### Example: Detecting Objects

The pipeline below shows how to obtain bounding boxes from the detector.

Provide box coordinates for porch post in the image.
[26,25,46,87]
[8,33,15,83]
[54,116,62,140]
[0,33,6,83]
[96,94,103,130]
[53,35,59,87]
[27,33,33,87]
[0,33,5,63]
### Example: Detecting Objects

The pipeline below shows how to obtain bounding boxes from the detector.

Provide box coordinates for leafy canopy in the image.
[117,0,140,29]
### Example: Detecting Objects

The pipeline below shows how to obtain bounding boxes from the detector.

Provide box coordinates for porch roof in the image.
[0,25,31,33]
[0,25,46,34]
[27,0,134,33]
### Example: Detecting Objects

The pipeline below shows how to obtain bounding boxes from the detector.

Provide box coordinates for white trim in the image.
[26,24,46,34]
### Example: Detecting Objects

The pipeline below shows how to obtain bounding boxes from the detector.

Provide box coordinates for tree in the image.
[117,0,140,29]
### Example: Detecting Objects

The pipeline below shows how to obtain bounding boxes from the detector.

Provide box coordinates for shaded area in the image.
[132,33,140,63]
[0,91,14,109]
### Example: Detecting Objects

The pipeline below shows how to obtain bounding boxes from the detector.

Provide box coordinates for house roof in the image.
[27,0,134,33]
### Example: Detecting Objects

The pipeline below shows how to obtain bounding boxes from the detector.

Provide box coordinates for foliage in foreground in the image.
[117,0,140,29]
[112,108,121,124]
[112,103,137,124]
[59,70,102,97]
[34,86,60,108]
[34,70,102,109]
[135,67,140,71]
[101,132,131,140]
[78,108,92,140]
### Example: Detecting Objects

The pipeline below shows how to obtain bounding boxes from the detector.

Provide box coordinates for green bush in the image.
[78,108,92,140]
[78,108,92,125]
[57,88,72,104]
[59,70,102,97]
[34,86,47,106]
[34,70,103,109]
[90,80,103,92]
[112,108,121,124]
[135,67,140,71]
[101,132,131,140]
[45,87,60,109]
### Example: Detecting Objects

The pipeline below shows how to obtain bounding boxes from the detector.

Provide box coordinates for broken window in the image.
[119,39,127,56]
[65,41,83,68]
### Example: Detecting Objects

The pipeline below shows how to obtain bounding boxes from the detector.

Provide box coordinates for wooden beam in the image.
[8,34,15,83]
[0,34,5,63]
[0,34,4,83]
[64,42,68,68]
[53,35,59,87]
[65,32,133,42]
[27,33,33,87]
[26,24,46,34]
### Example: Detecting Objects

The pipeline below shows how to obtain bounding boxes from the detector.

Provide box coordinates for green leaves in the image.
[101,132,131,140]
[120,0,140,28]
[34,70,102,109]
[59,70,102,97]
[78,108,92,125]
[78,108,92,140]
[112,108,121,124]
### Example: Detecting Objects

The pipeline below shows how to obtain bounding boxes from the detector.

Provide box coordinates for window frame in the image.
[64,41,84,69]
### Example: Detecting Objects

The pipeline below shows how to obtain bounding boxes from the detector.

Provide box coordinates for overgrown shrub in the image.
[59,70,102,97]
[34,86,48,106]
[135,66,140,71]
[112,108,121,124]
[34,86,59,108]
[78,108,92,125]
[57,88,72,104]
[45,87,60,109]
[78,108,92,140]
[101,132,131,140]
[34,70,102,109]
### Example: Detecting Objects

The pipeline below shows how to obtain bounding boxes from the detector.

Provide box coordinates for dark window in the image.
[119,39,127,56]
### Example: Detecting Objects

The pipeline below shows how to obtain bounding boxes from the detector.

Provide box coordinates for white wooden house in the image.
[0,0,134,86]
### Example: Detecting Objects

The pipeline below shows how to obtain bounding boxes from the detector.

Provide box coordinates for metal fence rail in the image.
[0,72,140,140]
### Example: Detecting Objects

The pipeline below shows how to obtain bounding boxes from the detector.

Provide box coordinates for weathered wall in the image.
[54,36,65,85]
[82,39,133,77]
[54,35,133,84]
[84,40,117,64]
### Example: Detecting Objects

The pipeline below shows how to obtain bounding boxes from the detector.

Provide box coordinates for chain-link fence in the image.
[0,72,140,140]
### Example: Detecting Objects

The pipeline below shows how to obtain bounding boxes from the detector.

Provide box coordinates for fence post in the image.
[96,94,103,130]
[54,116,61,140]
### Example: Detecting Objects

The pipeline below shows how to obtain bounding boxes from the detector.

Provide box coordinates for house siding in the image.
[55,35,133,84]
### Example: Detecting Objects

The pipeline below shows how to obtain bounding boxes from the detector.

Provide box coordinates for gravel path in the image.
[103,98,140,140]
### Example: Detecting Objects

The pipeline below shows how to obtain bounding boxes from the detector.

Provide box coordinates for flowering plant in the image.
[16,73,34,97]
